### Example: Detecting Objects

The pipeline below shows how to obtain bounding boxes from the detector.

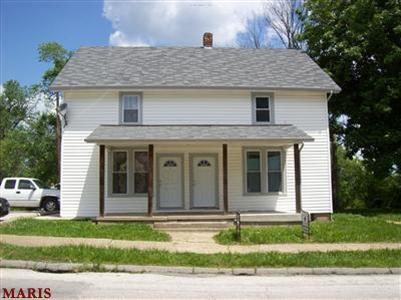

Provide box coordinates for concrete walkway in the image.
[1,233,401,254]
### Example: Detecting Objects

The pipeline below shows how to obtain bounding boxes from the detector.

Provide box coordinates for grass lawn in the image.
[215,212,401,245]
[0,218,170,242]
[345,209,401,222]
[1,243,400,268]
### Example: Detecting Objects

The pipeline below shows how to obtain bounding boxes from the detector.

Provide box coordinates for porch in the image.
[85,124,313,220]
[95,212,302,229]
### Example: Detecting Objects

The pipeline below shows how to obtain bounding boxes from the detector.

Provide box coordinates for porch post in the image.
[223,143,228,213]
[147,144,154,216]
[99,144,105,217]
[294,143,301,213]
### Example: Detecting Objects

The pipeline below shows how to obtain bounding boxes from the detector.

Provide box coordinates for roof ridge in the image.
[76,46,301,51]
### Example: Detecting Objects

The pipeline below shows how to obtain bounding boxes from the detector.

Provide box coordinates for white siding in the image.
[105,196,147,214]
[275,91,332,213]
[143,90,251,124]
[60,91,119,217]
[104,148,148,214]
[227,141,296,212]
[60,89,332,217]
[106,142,296,214]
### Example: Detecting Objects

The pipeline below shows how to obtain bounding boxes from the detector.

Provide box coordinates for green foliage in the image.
[38,42,72,90]
[0,43,71,184]
[0,113,57,184]
[301,0,401,178]
[0,129,31,178]
[0,80,39,139]
[336,146,401,209]
[336,146,370,209]
[0,218,171,242]
[0,80,56,183]
[25,113,57,183]
[215,213,401,245]
[365,174,401,209]
[1,243,400,268]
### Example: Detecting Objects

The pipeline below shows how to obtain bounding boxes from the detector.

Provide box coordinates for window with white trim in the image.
[267,151,282,192]
[134,151,148,194]
[244,149,283,194]
[121,94,140,123]
[253,96,271,123]
[112,151,128,194]
[246,151,261,193]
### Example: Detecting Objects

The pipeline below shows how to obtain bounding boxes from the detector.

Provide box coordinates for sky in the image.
[1,0,266,87]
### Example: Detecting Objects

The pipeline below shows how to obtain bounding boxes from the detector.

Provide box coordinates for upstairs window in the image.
[121,94,141,124]
[253,95,272,123]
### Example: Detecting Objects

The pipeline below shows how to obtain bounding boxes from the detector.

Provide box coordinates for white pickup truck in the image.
[0,177,60,212]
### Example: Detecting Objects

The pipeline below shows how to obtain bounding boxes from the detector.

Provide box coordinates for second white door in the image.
[191,155,218,209]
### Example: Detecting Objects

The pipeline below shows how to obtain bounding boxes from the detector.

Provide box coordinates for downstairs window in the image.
[244,149,284,194]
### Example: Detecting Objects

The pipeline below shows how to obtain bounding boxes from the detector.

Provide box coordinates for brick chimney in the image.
[203,32,213,48]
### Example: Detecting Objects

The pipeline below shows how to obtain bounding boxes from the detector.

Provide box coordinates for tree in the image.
[301,0,401,179]
[0,80,39,139]
[38,42,72,181]
[336,146,371,209]
[0,128,30,179]
[237,0,305,49]
[264,0,305,49]
[0,112,57,184]
[237,12,268,48]
[38,42,73,91]
[25,113,57,184]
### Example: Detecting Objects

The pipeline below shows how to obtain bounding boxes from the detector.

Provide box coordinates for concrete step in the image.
[96,214,235,223]
[154,221,233,231]
[240,213,301,224]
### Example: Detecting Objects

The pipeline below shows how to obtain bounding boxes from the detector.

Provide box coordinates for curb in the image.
[1,260,400,276]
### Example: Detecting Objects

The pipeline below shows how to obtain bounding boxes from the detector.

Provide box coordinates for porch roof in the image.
[85,124,314,143]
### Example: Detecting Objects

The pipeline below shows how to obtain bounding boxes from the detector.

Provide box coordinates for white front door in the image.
[158,156,183,209]
[191,155,218,209]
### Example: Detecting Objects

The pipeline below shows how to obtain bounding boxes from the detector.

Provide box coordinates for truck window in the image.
[4,180,16,189]
[18,180,35,190]
[33,179,48,189]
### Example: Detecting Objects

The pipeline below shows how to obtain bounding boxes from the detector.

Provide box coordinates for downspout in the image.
[328,89,336,219]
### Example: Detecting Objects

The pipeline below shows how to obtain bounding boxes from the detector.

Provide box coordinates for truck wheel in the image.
[42,198,59,212]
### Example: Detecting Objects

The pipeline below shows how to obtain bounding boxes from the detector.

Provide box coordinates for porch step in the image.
[240,213,301,224]
[95,212,301,226]
[95,214,235,223]
[154,221,233,231]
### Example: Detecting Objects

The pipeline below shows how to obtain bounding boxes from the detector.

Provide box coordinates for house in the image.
[50,33,340,222]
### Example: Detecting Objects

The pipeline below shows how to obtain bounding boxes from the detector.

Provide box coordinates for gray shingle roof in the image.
[51,47,340,92]
[85,125,314,143]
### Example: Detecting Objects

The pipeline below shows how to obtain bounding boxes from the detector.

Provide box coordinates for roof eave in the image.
[49,84,341,93]
[84,137,314,144]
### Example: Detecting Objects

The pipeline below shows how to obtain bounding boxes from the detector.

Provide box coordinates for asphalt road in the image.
[1,268,400,299]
